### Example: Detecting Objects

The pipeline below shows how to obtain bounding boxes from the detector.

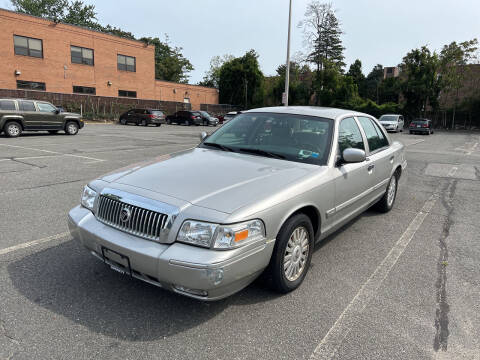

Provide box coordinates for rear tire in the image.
[120,118,127,125]
[267,214,314,293]
[166,119,171,125]
[187,120,192,126]
[4,121,22,138]
[374,173,398,213]
[65,121,79,135]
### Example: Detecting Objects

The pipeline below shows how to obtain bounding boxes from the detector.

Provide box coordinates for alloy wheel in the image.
[283,226,310,282]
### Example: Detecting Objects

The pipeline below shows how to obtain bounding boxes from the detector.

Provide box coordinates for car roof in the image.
[380,114,401,117]
[244,106,374,121]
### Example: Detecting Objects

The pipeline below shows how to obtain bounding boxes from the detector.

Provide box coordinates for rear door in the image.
[18,100,38,129]
[36,102,61,129]
[357,116,393,198]
[332,117,375,225]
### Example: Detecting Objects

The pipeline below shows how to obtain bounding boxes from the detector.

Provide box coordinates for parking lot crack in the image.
[10,158,46,169]
[0,319,19,345]
[433,180,456,352]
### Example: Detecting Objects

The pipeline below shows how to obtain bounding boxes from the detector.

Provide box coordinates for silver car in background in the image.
[68,107,406,300]
[379,114,405,132]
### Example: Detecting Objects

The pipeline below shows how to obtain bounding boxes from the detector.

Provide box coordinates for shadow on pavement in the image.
[7,239,279,341]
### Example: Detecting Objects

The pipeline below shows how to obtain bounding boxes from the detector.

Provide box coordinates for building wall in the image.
[0,9,218,110]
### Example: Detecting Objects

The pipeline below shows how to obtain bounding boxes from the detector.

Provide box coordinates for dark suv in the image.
[0,98,84,138]
[119,108,166,126]
[409,118,434,135]
[165,111,202,126]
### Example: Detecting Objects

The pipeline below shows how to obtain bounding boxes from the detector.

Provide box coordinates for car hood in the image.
[62,112,81,117]
[100,148,320,214]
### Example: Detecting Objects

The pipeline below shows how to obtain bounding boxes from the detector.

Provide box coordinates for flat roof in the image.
[245,106,374,120]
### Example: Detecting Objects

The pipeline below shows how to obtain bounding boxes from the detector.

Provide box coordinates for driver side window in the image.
[338,117,365,154]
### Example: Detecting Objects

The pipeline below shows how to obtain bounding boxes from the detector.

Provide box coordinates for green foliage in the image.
[198,55,234,88]
[218,50,264,108]
[300,1,345,72]
[400,46,442,117]
[140,36,194,83]
[269,63,312,106]
[347,59,365,97]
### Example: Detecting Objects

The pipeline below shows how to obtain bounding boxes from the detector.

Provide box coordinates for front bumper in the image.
[79,121,85,129]
[68,206,274,300]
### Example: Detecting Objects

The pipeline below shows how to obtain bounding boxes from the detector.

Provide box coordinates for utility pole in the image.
[244,77,248,109]
[284,0,292,106]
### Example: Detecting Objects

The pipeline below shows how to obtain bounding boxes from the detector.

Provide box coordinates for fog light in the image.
[173,285,208,297]
[207,268,224,285]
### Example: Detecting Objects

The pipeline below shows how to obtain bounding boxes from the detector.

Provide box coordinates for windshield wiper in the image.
[203,142,235,152]
[238,148,286,159]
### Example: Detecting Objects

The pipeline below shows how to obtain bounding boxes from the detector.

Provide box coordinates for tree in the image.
[272,62,312,106]
[347,59,365,97]
[218,50,264,108]
[363,64,384,103]
[440,39,478,129]
[299,1,345,72]
[140,36,194,83]
[198,54,234,88]
[401,46,442,118]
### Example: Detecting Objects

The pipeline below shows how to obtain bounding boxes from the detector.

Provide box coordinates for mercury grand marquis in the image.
[68,106,407,300]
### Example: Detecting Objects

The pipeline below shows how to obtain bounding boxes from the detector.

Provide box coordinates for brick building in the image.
[0,8,219,110]
[383,66,400,79]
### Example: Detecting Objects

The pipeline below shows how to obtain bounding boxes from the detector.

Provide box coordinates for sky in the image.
[3,0,479,83]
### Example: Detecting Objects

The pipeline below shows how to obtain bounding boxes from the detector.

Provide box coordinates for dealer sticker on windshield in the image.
[298,150,319,159]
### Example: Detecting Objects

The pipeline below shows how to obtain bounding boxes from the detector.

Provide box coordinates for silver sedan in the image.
[68,106,406,300]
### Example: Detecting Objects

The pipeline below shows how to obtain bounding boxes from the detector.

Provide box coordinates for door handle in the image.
[368,164,375,171]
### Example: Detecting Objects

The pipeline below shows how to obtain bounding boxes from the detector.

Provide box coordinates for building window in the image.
[118,90,137,98]
[73,86,96,95]
[117,54,136,72]
[17,80,46,91]
[71,46,94,65]
[14,35,43,58]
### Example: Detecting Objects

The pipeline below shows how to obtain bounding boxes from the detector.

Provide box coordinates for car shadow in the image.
[2,132,65,138]
[7,239,282,341]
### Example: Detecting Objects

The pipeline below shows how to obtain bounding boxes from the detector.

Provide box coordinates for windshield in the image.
[200,112,333,165]
[379,115,398,122]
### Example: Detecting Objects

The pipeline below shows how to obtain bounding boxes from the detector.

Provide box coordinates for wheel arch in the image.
[2,116,25,129]
[276,204,322,242]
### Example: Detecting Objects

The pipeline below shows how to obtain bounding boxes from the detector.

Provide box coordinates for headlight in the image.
[81,185,97,211]
[177,219,265,249]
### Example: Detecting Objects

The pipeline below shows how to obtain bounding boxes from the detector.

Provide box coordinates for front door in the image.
[36,102,61,129]
[331,117,376,227]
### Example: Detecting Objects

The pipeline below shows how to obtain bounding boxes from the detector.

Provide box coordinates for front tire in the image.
[374,173,398,213]
[4,121,22,138]
[120,118,127,125]
[141,119,147,126]
[268,214,314,293]
[65,121,79,135]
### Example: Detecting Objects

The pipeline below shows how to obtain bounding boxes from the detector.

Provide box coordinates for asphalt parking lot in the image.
[1,124,479,360]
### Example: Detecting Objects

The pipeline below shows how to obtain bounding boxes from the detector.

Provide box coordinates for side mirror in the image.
[200,131,208,141]
[342,148,366,163]
[55,109,60,114]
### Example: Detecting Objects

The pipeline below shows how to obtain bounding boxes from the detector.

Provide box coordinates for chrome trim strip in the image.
[331,178,390,214]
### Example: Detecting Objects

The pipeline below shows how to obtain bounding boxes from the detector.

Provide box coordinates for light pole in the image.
[284,0,292,106]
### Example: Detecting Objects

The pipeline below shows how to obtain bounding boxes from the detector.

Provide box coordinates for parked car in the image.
[197,111,219,126]
[409,118,434,135]
[379,114,404,132]
[0,98,83,137]
[119,109,166,127]
[222,111,240,124]
[165,111,203,126]
[68,106,406,300]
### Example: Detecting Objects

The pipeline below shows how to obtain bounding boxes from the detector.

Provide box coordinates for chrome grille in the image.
[96,195,169,241]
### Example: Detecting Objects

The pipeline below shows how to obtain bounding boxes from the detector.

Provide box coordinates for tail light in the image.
[422,124,429,128]
[191,115,196,119]
[410,123,415,127]
[148,114,155,119]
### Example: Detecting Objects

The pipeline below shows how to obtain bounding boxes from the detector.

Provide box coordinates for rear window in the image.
[0,100,16,111]
[19,100,36,111]
[151,110,164,116]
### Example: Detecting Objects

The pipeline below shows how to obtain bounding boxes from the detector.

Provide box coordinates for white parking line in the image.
[310,191,439,360]
[0,144,104,163]
[0,232,70,256]
[466,142,478,155]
